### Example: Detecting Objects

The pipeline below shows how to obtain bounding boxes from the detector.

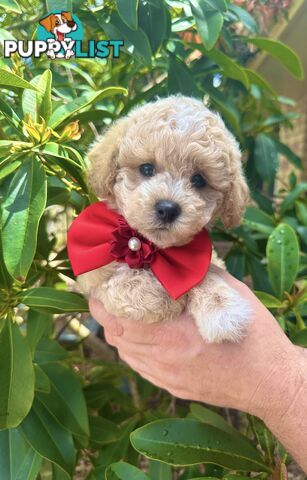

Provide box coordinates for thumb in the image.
[89,297,124,336]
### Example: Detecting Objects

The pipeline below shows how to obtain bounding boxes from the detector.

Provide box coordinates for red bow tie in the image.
[67,202,212,300]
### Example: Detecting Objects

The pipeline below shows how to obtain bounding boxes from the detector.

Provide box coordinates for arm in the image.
[89,268,307,472]
[261,348,307,471]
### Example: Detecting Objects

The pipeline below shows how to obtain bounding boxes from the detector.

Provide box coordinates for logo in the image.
[3,10,124,60]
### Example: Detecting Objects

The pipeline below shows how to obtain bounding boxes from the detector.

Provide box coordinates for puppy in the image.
[39,12,77,59]
[77,96,251,343]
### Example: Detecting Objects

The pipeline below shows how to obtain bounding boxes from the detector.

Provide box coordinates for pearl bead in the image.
[128,237,141,251]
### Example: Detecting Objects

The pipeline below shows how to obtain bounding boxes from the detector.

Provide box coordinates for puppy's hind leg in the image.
[188,268,251,343]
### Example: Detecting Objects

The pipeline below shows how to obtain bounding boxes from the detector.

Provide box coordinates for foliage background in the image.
[0,0,306,478]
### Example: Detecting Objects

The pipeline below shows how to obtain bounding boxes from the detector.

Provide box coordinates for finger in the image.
[117,313,195,346]
[89,295,166,344]
[118,352,166,387]
[89,297,124,336]
[119,352,190,398]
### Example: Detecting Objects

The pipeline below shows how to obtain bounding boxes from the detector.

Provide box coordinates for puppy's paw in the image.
[65,49,75,59]
[193,288,251,343]
[46,49,56,59]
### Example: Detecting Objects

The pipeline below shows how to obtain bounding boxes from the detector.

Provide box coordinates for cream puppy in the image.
[78,96,251,343]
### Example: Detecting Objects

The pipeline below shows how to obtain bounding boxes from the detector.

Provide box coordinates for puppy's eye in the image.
[55,20,60,25]
[191,173,207,189]
[139,163,155,177]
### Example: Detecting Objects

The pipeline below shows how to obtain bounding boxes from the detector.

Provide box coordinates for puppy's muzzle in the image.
[155,200,181,224]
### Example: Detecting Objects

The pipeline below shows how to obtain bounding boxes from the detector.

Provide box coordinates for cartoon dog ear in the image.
[220,137,250,229]
[61,11,73,21]
[87,118,130,200]
[39,15,52,32]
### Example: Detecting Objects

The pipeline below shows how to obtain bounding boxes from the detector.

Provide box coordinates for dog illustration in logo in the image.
[39,11,77,59]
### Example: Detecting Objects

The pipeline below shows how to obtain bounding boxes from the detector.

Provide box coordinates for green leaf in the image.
[273,139,302,169]
[247,255,273,293]
[22,70,52,123]
[168,55,199,96]
[190,0,224,50]
[250,189,274,215]
[297,226,307,246]
[0,27,16,43]
[226,249,245,280]
[0,318,35,429]
[130,419,270,471]
[291,328,307,347]
[203,84,241,134]
[189,404,242,440]
[100,13,152,66]
[49,87,127,128]
[0,236,13,290]
[138,0,169,53]
[34,338,68,365]
[224,476,251,480]
[0,159,22,181]
[206,49,249,88]
[94,415,140,469]
[245,37,304,80]
[20,398,76,476]
[243,206,275,235]
[0,97,21,130]
[0,0,21,13]
[18,287,88,314]
[27,310,52,357]
[73,109,114,125]
[89,415,120,448]
[0,68,38,90]
[0,427,42,480]
[244,69,277,97]
[254,133,278,182]
[254,291,284,308]
[106,462,150,480]
[267,223,300,298]
[1,157,47,280]
[296,200,307,226]
[116,0,139,30]
[228,4,258,33]
[248,416,275,466]
[148,460,172,480]
[37,143,88,192]
[38,362,89,438]
[34,364,51,393]
[280,183,307,215]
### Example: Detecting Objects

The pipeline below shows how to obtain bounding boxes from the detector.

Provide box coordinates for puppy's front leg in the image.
[89,264,185,324]
[188,267,251,343]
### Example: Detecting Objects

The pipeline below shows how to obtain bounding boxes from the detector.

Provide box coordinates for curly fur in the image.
[79,95,251,343]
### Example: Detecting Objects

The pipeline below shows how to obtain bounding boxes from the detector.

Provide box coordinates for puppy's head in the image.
[39,12,76,38]
[88,96,249,248]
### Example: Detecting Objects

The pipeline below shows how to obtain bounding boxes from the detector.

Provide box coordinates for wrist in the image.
[247,344,306,424]
[261,346,307,472]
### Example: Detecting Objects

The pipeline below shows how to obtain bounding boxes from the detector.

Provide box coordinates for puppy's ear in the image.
[87,118,129,200]
[220,139,250,229]
[61,11,73,21]
[39,15,52,32]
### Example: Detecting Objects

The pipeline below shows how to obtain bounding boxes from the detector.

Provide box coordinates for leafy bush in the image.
[0,0,306,478]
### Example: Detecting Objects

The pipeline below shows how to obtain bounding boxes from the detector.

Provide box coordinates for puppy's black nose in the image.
[155,200,181,223]
[67,20,75,27]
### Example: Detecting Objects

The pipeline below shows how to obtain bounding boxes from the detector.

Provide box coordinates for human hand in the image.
[89,267,304,421]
